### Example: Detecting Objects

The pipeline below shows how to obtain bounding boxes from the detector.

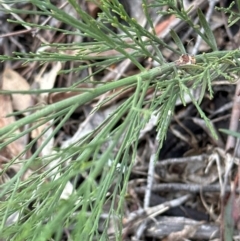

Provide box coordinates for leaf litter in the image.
[0,0,240,240]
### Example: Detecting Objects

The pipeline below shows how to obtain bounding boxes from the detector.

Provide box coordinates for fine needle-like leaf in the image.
[0,1,240,240]
[170,29,186,54]
[197,8,218,51]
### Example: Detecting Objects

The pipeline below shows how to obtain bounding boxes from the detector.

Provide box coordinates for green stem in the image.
[0,63,174,136]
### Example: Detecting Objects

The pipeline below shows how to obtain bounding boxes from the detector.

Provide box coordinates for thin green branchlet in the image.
[0,0,240,240]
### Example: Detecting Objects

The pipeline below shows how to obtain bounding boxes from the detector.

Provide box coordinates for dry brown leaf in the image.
[2,68,33,111]
[86,1,99,18]
[35,61,61,101]
[0,95,20,158]
[166,224,198,241]
[0,94,14,128]
[49,90,81,104]
[0,95,23,173]
[155,15,176,36]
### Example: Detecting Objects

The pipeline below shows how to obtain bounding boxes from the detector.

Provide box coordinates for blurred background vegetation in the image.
[0,0,240,240]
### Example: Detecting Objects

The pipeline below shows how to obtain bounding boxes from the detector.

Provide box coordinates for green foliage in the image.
[0,0,240,240]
